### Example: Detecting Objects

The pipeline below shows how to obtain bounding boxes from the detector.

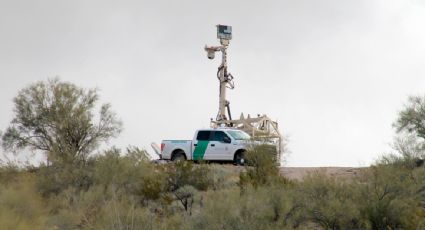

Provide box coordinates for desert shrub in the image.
[0,174,46,230]
[208,164,242,190]
[0,164,20,185]
[240,144,286,188]
[173,185,197,215]
[91,196,155,230]
[190,186,296,230]
[167,161,214,192]
[358,133,425,229]
[264,186,298,227]
[93,147,168,202]
[357,165,424,229]
[140,174,167,201]
[293,172,365,229]
[93,148,143,192]
[411,166,425,229]
[36,161,95,197]
[245,143,279,167]
[190,188,247,230]
[45,186,104,229]
[37,146,171,228]
[44,186,183,230]
[377,134,425,170]
[238,186,297,229]
[45,184,162,229]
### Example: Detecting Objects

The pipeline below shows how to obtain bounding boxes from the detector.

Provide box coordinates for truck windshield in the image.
[227,130,251,140]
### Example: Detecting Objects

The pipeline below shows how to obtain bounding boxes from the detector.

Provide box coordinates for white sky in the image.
[1,0,425,166]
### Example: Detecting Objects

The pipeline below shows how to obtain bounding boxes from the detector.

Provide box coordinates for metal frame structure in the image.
[205,25,283,164]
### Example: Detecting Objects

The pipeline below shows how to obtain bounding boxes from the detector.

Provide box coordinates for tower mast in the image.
[204,25,234,123]
[204,25,283,164]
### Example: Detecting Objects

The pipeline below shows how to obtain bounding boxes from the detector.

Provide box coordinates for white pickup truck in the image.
[160,128,251,165]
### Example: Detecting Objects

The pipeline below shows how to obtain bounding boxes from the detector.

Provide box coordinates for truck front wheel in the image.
[234,150,246,166]
[171,151,186,162]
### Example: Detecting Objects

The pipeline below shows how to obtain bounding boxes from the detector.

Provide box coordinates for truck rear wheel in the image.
[171,151,186,162]
[234,151,246,166]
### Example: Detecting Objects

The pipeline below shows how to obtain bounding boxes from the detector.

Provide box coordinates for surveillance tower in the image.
[204,25,284,164]
[204,25,234,122]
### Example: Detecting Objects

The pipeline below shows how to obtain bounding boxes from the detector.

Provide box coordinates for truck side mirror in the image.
[223,136,231,143]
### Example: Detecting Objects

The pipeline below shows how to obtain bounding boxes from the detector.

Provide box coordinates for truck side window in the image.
[212,131,229,142]
[196,131,211,141]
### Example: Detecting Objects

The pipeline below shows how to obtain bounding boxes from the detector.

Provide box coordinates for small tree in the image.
[395,95,425,140]
[393,95,425,165]
[2,78,122,164]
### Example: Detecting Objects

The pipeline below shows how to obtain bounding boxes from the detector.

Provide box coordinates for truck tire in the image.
[234,150,246,166]
[171,151,186,162]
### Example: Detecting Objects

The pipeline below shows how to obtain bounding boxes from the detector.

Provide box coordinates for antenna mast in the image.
[204,25,234,123]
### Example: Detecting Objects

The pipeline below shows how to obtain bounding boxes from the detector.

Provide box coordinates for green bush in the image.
[240,144,287,188]
[357,165,424,229]
[167,161,214,192]
[293,172,365,229]
[190,186,296,230]
[36,161,94,197]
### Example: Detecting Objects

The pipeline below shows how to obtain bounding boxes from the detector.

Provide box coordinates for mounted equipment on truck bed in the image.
[204,25,283,164]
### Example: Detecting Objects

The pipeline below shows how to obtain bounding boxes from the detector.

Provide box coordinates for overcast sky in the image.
[1,0,425,166]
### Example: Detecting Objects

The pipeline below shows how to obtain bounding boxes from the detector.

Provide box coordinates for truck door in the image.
[206,131,232,160]
[192,130,212,160]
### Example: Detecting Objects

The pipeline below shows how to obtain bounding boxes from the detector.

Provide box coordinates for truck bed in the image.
[161,140,192,160]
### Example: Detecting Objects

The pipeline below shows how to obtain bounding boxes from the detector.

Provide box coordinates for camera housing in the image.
[207,51,215,59]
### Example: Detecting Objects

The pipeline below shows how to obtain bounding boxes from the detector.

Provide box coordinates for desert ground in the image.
[280,167,365,181]
[212,164,366,182]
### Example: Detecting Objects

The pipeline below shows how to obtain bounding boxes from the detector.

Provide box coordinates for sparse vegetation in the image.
[1,80,425,229]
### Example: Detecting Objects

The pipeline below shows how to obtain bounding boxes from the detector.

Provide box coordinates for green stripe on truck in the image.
[193,141,209,160]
